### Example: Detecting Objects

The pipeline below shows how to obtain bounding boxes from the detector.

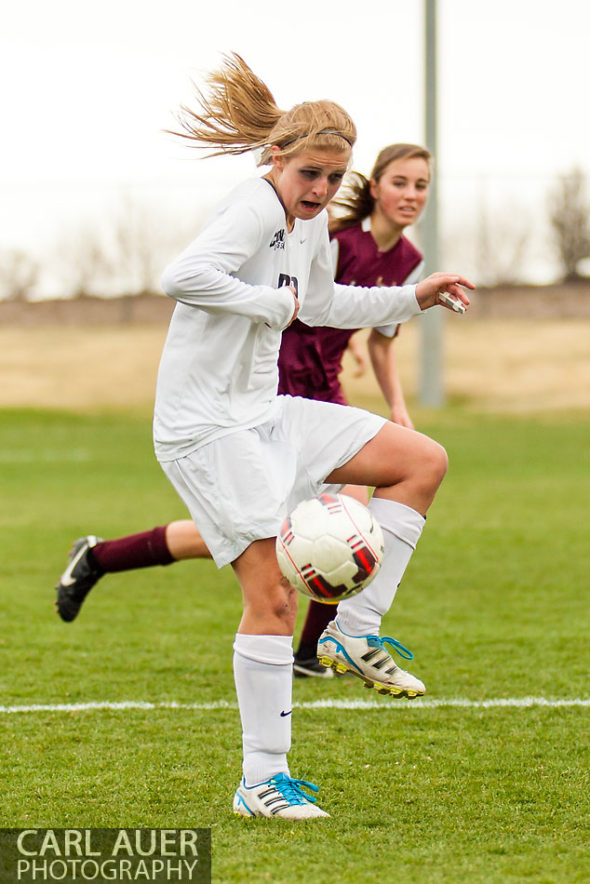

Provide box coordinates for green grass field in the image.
[0,405,589,882]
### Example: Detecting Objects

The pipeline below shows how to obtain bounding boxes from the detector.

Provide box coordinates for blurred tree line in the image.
[547,167,590,281]
[1,167,589,302]
[449,165,590,288]
[0,195,197,303]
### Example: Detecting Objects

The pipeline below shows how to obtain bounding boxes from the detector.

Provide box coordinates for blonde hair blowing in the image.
[173,53,356,164]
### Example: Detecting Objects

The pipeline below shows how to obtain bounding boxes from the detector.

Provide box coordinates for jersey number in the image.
[278,274,298,297]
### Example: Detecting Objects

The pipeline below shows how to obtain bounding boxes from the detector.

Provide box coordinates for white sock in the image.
[233,633,294,786]
[335,497,425,636]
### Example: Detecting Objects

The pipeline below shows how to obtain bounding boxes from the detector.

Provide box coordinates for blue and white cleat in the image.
[317,620,425,698]
[233,773,330,820]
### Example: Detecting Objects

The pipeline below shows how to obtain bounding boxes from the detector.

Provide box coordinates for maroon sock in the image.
[90,526,175,573]
[295,601,336,659]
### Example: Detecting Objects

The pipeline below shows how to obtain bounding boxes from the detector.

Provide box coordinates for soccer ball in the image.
[276,493,384,604]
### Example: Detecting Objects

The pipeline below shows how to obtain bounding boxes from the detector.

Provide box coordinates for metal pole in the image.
[420,0,444,406]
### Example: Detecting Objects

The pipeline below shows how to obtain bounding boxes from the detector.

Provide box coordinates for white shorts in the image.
[159,395,386,567]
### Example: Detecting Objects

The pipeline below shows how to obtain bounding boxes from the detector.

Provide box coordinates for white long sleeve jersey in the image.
[154,177,421,461]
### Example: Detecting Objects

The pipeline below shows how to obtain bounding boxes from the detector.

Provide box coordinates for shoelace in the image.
[366,635,413,660]
[271,774,319,805]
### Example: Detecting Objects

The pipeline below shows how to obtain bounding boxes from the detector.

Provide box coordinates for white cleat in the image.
[233,773,330,820]
[317,621,425,698]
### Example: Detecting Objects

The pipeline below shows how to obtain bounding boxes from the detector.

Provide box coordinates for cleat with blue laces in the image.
[233,773,329,820]
[317,620,425,698]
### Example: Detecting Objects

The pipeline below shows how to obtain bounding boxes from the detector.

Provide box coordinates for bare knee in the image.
[404,435,448,491]
[414,440,448,512]
[425,439,448,487]
[375,436,448,515]
[241,577,298,635]
[264,579,298,624]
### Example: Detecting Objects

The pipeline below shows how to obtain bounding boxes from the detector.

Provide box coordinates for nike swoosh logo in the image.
[59,545,88,586]
[280,710,292,717]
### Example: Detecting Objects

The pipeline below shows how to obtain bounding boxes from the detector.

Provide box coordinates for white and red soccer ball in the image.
[276,493,384,604]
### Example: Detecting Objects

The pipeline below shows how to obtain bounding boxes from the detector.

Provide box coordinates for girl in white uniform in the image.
[153,53,472,820]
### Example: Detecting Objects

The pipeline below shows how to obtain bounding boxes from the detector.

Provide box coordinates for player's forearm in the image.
[312,283,421,328]
[161,260,293,329]
[368,338,398,411]
[368,334,412,426]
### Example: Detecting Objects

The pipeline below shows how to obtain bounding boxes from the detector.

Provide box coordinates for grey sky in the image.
[1,0,588,285]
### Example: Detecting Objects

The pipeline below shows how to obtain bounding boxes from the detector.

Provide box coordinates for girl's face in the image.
[270,147,350,228]
[370,156,430,229]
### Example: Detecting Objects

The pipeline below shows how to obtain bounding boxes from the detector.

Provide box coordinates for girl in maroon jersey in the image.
[55,144,433,677]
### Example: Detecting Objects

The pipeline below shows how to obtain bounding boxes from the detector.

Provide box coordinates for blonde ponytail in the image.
[173,53,282,157]
[172,52,356,164]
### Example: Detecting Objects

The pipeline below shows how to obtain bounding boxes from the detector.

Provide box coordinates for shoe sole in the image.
[317,655,424,699]
[233,809,329,820]
[55,586,87,623]
[233,799,329,820]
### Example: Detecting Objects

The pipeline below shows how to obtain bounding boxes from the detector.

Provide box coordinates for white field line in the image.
[0,697,588,715]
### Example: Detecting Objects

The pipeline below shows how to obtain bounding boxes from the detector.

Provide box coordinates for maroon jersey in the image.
[278,224,423,403]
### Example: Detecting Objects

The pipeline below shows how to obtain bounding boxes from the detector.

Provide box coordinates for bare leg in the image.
[232,537,298,636]
[56,520,211,623]
[316,423,448,693]
[327,423,447,514]
[165,520,211,560]
[327,423,448,634]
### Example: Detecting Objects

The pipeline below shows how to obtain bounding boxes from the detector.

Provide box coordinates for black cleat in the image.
[293,657,334,679]
[55,536,104,622]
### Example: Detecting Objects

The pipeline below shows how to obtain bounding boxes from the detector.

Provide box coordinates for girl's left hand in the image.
[415,273,475,311]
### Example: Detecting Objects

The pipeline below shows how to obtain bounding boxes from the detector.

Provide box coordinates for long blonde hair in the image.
[330,143,432,232]
[172,53,356,164]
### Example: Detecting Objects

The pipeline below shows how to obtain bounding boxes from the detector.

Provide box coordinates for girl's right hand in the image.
[285,285,299,327]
